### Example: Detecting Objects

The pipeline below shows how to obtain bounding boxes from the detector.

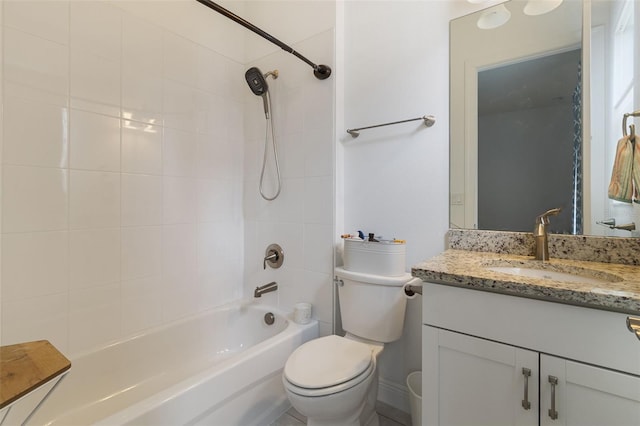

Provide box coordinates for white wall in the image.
[0,0,247,356]
[339,0,485,411]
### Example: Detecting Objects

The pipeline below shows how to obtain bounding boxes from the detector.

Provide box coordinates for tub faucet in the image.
[533,208,561,261]
[254,281,278,298]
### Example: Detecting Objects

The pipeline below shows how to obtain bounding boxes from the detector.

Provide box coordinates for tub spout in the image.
[254,281,278,298]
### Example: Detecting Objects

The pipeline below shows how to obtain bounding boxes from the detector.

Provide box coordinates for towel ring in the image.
[622,110,640,138]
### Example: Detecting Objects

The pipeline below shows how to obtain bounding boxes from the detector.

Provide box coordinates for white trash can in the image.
[406,371,422,426]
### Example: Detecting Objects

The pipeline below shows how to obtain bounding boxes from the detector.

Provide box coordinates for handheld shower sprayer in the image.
[245,66,282,201]
[245,67,278,119]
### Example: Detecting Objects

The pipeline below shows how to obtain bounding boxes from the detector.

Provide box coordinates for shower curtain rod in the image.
[195,0,332,80]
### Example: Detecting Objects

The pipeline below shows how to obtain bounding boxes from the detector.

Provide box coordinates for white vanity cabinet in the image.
[422,283,640,426]
[539,354,640,426]
[423,327,539,426]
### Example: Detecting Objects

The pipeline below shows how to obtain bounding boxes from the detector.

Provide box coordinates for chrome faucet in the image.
[254,281,278,298]
[533,208,561,261]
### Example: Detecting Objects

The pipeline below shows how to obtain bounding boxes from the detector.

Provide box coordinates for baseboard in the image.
[377,377,411,414]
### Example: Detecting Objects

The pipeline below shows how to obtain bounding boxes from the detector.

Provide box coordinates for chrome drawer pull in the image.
[627,317,640,341]
[548,375,559,420]
[521,368,531,410]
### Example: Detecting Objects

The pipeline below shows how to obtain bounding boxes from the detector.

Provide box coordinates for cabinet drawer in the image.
[422,282,640,375]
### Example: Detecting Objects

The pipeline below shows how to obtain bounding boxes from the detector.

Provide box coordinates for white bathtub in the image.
[20,302,318,426]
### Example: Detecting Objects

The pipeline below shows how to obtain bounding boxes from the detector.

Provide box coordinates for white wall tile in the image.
[122,123,162,175]
[163,176,197,224]
[121,174,162,226]
[279,131,305,179]
[69,228,121,290]
[163,128,197,177]
[0,0,265,353]
[122,69,163,125]
[304,176,333,225]
[198,93,227,137]
[196,134,225,179]
[196,221,222,269]
[70,1,122,61]
[70,49,120,116]
[4,27,69,105]
[304,126,333,178]
[2,231,69,301]
[162,224,197,276]
[121,226,162,281]
[70,110,121,172]
[121,276,163,335]
[122,14,163,75]
[69,283,121,355]
[280,86,305,136]
[69,170,121,229]
[303,223,333,274]
[2,166,68,233]
[4,0,69,45]
[197,46,226,94]
[163,32,198,86]
[163,79,197,131]
[302,270,333,323]
[162,273,199,323]
[1,293,69,351]
[3,97,69,168]
[162,224,198,321]
[197,179,236,224]
[275,178,305,224]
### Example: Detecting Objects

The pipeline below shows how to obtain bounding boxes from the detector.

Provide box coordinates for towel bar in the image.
[347,115,435,138]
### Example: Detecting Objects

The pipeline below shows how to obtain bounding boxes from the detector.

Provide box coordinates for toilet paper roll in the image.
[294,302,312,324]
[403,278,423,299]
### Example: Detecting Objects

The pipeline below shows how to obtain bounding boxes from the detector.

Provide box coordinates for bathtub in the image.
[17,301,318,426]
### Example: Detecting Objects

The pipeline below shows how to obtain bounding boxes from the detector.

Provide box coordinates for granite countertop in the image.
[412,249,640,315]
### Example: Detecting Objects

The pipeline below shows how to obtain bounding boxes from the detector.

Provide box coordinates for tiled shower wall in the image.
[0,1,247,356]
[242,27,335,336]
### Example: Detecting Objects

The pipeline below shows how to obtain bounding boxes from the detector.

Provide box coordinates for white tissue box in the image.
[343,239,406,276]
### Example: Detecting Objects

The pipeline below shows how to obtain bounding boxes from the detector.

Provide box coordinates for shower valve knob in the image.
[263,244,284,270]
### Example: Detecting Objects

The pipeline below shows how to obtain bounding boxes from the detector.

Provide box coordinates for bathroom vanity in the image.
[414,230,640,426]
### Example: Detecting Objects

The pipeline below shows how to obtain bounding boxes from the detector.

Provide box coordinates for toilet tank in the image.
[334,267,413,343]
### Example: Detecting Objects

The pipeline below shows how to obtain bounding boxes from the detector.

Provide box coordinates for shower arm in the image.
[195,0,332,80]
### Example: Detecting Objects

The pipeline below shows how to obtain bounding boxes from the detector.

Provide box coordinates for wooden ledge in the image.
[0,340,71,410]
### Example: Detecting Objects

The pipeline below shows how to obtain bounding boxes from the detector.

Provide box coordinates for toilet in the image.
[283,266,419,426]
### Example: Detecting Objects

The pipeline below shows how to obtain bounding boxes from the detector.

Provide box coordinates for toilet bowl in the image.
[282,267,419,426]
[283,335,383,426]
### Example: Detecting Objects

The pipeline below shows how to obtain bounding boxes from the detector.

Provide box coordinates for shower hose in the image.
[259,91,282,201]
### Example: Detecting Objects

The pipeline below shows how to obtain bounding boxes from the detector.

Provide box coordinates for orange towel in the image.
[608,135,634,203]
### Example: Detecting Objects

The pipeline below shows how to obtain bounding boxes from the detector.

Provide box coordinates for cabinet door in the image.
[423,326,538,426]
[541,354,640,426]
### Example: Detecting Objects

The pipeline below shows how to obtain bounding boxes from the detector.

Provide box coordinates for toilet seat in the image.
[283,335,375,397]
[284,358,375,397]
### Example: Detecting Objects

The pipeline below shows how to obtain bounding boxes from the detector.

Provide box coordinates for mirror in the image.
[450,0,639,237]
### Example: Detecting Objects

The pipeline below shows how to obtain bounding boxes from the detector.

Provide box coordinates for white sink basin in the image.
[485,266,616,285]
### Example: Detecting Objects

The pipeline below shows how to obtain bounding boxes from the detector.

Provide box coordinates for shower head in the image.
[245,67,272,119]
[245,67,268,96]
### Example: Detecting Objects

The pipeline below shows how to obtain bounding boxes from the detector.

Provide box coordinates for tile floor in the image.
[270,402,411,426]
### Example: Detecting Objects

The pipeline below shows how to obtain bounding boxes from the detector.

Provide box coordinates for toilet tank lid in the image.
[284,335,373,389]
[335,267,414,286]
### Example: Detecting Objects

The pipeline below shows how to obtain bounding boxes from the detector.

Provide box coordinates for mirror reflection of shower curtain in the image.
[571,61,583,234]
